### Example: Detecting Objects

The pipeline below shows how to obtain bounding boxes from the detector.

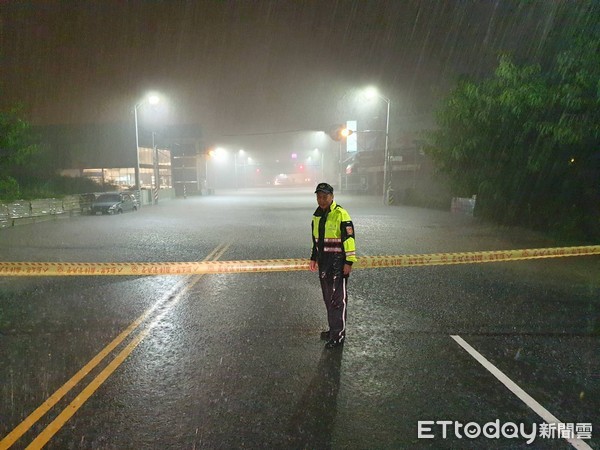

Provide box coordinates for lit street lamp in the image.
[313,148,324,180]
[134,93,160,206]
[204,149,215,194]
[325,125,353,192]
[365,86,391,205]
[235,149,245,189]
[205,147,228,192]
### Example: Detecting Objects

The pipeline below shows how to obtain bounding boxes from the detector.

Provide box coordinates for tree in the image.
[427,35,599,241]
[0,107,39,200]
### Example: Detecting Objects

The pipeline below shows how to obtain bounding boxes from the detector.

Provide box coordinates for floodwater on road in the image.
[0,188,598,449]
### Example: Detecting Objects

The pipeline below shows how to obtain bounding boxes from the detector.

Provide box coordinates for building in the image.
[35,122,204,200]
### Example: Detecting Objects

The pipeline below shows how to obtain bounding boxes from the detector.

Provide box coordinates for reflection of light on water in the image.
[151,320,176,347]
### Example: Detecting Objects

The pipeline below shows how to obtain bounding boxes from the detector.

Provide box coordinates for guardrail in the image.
[1,190,178,228]
[0,196,83,228]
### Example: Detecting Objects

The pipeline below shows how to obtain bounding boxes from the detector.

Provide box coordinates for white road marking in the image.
[451,335,593,450]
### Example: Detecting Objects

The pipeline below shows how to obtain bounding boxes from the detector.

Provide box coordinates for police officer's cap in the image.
[314,182,334,194]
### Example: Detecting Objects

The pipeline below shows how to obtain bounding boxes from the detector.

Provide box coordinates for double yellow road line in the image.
[1,243,598,447]
[0,243,230,450]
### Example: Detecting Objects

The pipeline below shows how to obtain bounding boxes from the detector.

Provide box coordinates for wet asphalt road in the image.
[0,187,598,449]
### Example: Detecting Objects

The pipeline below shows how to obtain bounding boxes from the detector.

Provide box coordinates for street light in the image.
[134,93,161,207]
[325,124,353,192]
[204,149,216,194]
[152,131,159,204]
[205,147,229,192]
[365,86,391,204]
[235,149,245,189]
[313,148,324,180]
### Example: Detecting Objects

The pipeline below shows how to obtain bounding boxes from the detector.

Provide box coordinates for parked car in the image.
[79,193,97,215]
[123,190,140,209]
[90,192,138,215]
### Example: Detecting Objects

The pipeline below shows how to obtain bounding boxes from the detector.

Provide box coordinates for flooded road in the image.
[0,188,598,449]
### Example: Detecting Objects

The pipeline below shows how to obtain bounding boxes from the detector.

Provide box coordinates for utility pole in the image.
[152,131,159,204]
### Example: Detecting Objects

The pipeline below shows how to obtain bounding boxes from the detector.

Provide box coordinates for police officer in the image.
[309,182,357,348]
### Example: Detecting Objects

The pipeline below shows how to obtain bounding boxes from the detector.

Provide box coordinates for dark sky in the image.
[0,1,595,147]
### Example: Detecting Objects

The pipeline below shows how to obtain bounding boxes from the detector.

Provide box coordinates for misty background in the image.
[1,1,591,148]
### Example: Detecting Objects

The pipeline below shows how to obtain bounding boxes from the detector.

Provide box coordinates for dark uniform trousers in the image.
[319,257,348,342]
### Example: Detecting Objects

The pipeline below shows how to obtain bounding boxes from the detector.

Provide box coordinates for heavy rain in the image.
[0,1,598,449]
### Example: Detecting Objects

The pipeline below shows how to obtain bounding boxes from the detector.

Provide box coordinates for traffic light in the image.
[327,124,354,141]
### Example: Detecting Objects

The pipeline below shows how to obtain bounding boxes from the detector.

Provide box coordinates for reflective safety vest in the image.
[311,201,357,265]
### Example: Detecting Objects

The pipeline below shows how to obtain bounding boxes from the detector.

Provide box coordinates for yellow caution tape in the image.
[0,245,598,276]
[357,245,600,269]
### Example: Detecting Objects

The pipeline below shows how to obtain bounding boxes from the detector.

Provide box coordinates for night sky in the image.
[0,1,595,148]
